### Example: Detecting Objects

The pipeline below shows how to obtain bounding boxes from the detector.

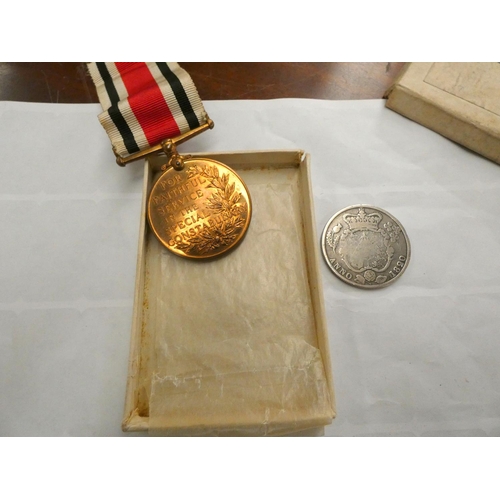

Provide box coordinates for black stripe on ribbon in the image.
[156,63,200,130]
[96,62,140,154]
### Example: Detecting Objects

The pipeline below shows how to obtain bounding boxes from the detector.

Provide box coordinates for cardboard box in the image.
[122,150,336,436]
[385,63,500,165]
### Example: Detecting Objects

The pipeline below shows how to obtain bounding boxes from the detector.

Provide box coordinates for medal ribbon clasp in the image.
[113,118,214,167]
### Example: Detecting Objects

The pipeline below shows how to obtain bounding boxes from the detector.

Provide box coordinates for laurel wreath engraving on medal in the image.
[148,158,251,259]
[174,164,247,254]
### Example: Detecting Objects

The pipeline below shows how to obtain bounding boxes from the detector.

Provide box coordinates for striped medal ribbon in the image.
[88,62,209,160]
[88,62,252,259]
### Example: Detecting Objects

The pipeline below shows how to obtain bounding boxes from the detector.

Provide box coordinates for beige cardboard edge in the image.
[385,63,500,165]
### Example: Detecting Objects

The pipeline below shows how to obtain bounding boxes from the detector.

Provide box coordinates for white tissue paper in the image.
[1,99,500,436]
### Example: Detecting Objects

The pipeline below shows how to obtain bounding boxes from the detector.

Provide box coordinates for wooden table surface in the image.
[0,62,405,103]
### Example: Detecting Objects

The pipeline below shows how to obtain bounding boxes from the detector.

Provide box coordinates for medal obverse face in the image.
[148,159,252,259]
[321,205,410,288]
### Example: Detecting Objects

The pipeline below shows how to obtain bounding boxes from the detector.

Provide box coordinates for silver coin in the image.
[321,205,411,289]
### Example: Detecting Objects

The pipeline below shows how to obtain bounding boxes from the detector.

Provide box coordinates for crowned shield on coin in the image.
[322,205,410,288]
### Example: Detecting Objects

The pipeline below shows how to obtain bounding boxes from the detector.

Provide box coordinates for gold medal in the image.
[148,157,251,259]
[87,62,252,259]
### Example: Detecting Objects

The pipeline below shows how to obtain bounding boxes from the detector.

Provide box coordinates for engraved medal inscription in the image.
[148,159,252,259]
[321,205,410,288]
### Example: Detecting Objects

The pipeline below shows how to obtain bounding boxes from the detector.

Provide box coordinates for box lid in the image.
[385,63,500,165]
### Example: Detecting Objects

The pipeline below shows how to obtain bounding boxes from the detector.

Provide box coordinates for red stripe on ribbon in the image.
[115,62,181,145]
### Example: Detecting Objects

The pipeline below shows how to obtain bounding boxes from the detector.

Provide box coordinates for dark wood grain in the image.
[180,62,405,101]
[0,62,405,103]
[0,63,96,103]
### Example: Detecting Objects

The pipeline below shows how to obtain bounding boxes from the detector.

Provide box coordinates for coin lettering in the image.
[321,205,410,289]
